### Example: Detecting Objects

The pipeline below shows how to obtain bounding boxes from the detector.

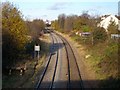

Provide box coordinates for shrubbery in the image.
[92,27,108,44]
[97,39,119,88]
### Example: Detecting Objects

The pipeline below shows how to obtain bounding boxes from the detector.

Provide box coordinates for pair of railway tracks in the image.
[35,31,84,89]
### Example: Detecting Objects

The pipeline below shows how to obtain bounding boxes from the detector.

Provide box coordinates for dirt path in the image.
[56,31,99,88]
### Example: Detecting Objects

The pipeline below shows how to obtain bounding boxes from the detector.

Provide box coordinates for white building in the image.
[98,15,119,32]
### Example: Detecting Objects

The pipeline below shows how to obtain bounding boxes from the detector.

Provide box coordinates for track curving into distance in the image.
[36,31,84,89]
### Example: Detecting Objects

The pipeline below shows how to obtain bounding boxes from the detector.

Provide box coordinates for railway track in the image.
[36,31,84,89]
[55,32,84,89]
[36,33,59,89]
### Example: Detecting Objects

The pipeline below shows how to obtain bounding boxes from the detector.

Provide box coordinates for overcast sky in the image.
[2,0,120,21]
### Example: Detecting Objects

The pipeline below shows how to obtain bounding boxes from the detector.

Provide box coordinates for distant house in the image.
[97,15,119,32]
[98,15,120,40]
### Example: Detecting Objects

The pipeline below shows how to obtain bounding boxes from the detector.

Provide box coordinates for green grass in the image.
[70,34,120,88]
[89,41,119,87]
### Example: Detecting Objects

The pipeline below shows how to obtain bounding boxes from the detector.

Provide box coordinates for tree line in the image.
[51,11,97,33]
[51,12,119,44]
[2,2,45,69]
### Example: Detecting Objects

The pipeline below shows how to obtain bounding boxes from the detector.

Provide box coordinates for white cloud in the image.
[48,2,71,10]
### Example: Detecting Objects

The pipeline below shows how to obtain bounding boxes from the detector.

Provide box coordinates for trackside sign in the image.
[34,45,40,51]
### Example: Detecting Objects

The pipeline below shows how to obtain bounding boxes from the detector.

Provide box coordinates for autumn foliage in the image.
[2,2,29,68]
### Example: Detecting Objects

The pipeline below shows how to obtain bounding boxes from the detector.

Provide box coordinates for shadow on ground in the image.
[50,42,64,54]
[2,77,120,89]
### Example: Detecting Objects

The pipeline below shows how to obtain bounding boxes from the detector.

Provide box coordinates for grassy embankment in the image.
[70,33,120,88]
[56,29,119,88]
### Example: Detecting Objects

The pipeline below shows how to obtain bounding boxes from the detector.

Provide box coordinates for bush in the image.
[92,27,108,44]
[82,25,90,32]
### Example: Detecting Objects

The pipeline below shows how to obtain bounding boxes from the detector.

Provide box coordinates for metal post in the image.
[38,51,39,61]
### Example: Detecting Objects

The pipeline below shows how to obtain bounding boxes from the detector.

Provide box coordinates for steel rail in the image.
[49,33,59,90]
[54,32,84,89]
[35,33,59,90]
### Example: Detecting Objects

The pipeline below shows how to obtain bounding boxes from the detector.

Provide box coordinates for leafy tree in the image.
[58,14,66,31]
[82,25,90,32]
[73,17,82,31]
[51,20,59,30]
[92,27,108,44]
[26,19,45,39]
[80,11,90,26]
[64,15,75,32]
[2,2,29,67]
[73,11,91,32]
